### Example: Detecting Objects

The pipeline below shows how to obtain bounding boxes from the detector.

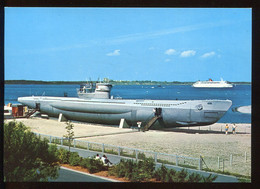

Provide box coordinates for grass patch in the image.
[104,149,119,155]
[178,164,198,169]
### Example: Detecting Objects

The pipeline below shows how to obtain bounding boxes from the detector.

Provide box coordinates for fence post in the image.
[199,156,202,170]
[176,155,178,166]
[154,152,157,164]
[118,147,121,156]
[135,150,138,160]
[245,152,247,162]
[73,140,76,148]
[222,159,224,173]
[230,154,233,166]
[218,157,220,169]
[102,143,105,153]
[88,142,90,150]
[61,137,63,146]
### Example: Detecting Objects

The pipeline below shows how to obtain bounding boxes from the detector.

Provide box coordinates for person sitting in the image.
[101,155,106,164]
[102,155,113,166]
[95,154,101,160]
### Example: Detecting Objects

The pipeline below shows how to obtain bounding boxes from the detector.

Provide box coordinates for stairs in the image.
[25,109,37,118]
[142,115,162,131]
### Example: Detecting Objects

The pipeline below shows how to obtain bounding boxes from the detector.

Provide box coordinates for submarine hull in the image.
[18,96,232,129]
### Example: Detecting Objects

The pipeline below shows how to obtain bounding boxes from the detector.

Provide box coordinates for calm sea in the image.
[4,84,251,123]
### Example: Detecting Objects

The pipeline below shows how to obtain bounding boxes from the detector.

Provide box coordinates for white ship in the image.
[192,78,233,88]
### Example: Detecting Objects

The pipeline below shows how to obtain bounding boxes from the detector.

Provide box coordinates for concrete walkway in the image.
[50,167,119,182]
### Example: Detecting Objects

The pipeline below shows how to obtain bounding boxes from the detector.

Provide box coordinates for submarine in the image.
[18,82,232,130]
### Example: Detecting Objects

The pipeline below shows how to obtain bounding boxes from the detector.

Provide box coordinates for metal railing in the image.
[35,132,201,170]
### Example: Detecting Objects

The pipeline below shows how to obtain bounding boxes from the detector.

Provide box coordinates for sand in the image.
[6,118,251,177]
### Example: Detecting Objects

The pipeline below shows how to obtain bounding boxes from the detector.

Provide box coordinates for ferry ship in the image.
[192,78,233,88]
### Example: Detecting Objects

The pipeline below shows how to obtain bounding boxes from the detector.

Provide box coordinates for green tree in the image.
[4,121,60,182]
[63,121,74,152]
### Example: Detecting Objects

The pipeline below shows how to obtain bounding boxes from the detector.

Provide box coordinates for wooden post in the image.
[102,143,105,153]
[61,137,63,146]
[218,157,220,169]
[118,147,121,156]
[135,150,138,160]
[176,155,179,166]
[73,140,76,148]
[245,152,247,162]
[230,154,233,166]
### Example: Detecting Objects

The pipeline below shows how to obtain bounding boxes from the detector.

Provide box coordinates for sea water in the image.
[4,84,251,123]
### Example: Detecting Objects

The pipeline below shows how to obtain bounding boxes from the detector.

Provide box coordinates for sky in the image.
[5,8,251,82]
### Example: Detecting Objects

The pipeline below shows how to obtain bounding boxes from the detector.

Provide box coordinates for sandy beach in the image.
[6,117,251,177]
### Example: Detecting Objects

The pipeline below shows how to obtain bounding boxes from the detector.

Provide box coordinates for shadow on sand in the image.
[160,128,247,135]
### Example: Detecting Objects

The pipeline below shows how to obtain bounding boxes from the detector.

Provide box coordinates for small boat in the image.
[192,78,233,88]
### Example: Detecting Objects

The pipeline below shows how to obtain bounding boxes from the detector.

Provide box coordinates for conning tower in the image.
[77,82,112,99]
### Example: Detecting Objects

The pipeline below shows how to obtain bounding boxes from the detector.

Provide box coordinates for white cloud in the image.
[180,50,196,57]
[106,49,120,56]
[201,51,216,58]
[165,49,176,55]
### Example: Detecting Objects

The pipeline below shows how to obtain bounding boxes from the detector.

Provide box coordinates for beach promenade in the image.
[6,117,251,178]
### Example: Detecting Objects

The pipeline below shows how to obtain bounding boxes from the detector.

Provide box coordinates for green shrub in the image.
[173,169,188,182]
[114,159,134,178]
[78,157,104,173]
[109,158,218,183]
[137,152,146,160]
[57,148,70,164]
[69,152,82,166]
[188,172,203,182]
[87,158,104,173]
[165,169,176,182]
[79,158,91,168]
[201,174,218,182]
[108,158,155,182]
[154,164,168,181]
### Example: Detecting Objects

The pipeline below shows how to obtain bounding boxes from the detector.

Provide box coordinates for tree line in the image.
[4,80,251,85]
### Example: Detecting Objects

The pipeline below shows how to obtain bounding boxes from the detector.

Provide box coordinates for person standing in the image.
[137,121,142,131]
[225,124,229,135]
[232,124,237,135]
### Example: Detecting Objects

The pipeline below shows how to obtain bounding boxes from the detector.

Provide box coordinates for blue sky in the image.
[5,8,251,82]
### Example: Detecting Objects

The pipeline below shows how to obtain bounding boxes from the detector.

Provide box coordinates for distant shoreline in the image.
[4,80,251,85]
